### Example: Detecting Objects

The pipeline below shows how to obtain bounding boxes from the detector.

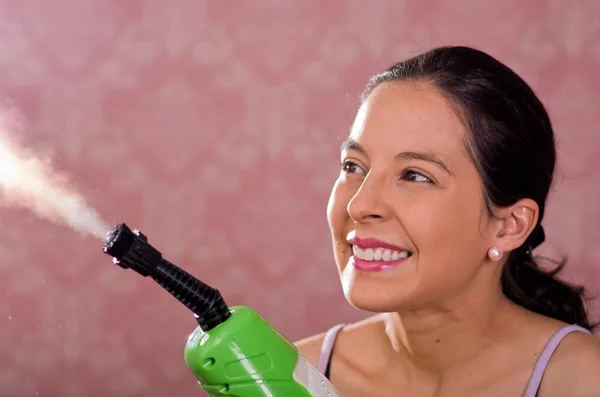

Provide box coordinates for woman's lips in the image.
[347,236,412,272]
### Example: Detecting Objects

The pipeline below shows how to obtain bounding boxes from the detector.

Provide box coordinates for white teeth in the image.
[353,246,365,260]
[352,246,410,262]
[382,249,391,261]
[373,249,382,260]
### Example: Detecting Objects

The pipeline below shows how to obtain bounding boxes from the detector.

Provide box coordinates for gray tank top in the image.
[317,323,590,396]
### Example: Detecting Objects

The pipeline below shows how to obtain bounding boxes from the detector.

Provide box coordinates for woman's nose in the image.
[346,173,392,224]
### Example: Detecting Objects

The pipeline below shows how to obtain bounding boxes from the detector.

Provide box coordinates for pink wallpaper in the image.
[0,1,599,396]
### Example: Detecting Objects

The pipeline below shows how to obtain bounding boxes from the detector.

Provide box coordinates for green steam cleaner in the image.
[102,223,341,397]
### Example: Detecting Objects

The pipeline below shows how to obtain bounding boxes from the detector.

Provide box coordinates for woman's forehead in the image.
[349,83,467,155]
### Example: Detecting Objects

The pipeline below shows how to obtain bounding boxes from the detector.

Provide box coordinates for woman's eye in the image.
[341,160,366,175]
[403,170,432,183]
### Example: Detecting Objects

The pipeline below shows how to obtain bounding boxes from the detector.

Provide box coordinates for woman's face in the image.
[327,82,495,312]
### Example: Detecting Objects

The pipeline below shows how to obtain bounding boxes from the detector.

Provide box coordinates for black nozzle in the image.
[103,223,231,331]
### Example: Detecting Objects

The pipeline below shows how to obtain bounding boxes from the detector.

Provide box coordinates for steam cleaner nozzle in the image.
[102,223,230,331]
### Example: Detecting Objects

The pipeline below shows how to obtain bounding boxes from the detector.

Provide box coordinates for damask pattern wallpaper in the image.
[0,1,598,395]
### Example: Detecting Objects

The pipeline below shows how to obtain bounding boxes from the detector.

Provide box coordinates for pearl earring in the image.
[488,247,503,261]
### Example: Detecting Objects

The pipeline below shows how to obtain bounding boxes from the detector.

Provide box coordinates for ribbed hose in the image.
[152,259,230,330]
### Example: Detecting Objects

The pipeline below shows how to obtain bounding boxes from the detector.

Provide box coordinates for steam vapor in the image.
[0,105,109,238]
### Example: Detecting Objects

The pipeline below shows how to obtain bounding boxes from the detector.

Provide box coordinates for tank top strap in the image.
[317,324,345,375]
[523,324,591,397]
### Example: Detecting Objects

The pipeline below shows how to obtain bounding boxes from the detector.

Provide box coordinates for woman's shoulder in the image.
[538,327,600,396]
[294,314,386,368]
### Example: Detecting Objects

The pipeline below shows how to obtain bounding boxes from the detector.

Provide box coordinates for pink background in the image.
[0,1,599,396]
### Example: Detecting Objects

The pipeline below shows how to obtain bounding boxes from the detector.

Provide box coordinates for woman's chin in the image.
[339,263,421,312]
[342,284,413,313]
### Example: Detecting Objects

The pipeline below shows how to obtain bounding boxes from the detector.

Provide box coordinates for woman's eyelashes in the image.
[341,160,433,184]
[341,160,366,175]
[402,169,432,183]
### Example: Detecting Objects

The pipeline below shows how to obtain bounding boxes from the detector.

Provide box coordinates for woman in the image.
[296,46,600,396]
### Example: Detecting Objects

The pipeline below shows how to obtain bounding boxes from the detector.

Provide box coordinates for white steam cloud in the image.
[0,105,109,238]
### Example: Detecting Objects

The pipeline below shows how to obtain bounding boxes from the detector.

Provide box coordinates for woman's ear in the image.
[491,198,539,252]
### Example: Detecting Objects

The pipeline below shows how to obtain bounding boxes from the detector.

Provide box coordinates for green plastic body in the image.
[184,306,313,396]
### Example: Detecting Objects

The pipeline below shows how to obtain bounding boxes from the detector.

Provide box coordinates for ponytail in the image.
[500,227,596,330]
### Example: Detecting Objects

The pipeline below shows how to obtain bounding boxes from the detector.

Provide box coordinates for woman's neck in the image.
[383,285,522,376]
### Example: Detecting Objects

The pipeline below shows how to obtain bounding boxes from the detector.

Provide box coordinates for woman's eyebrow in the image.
[341,138,454,176]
